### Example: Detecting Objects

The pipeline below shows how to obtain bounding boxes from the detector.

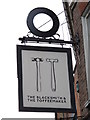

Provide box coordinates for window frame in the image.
[81,4,90,108]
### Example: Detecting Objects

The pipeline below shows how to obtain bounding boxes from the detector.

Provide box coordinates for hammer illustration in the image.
[32,57,43,92]
[46,58,58,91]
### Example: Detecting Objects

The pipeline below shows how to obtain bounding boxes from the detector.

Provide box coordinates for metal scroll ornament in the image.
[27,7,59,37]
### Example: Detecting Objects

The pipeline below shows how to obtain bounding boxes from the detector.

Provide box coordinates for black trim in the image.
[17,45,76,113]
[55,113,57,120]
[17,46,23,111]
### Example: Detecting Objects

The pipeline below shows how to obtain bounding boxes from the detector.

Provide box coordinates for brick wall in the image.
[78,2,88,15]
[71,2,88,116]
[74,69,81,117]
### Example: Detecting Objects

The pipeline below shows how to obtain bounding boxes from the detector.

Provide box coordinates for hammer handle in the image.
[36,61,41,92]
[51,62,56,91]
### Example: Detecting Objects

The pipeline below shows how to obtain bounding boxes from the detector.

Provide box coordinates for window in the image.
[82,3,90,108]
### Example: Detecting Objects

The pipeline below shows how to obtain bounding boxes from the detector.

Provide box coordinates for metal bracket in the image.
[19,36,80,47]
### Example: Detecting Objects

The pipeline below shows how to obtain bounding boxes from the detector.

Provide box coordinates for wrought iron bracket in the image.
[19,36,80,47]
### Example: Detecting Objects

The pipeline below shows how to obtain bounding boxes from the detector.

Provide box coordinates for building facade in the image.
[62,1,90,119]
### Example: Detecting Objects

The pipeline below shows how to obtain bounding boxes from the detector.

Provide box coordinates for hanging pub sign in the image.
[17,45,76,112]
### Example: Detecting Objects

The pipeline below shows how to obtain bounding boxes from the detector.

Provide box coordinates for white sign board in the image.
[17,45,75,112]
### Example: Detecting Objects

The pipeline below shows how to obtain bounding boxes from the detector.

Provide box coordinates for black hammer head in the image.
[32,57,44,62]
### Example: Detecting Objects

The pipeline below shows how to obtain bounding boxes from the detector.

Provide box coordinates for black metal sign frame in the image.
[17,45,76,113]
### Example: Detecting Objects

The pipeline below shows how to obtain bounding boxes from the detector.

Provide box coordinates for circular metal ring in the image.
[27,7,59,37]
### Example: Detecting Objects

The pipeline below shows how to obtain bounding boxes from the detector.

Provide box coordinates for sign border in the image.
[17,45,76,113]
